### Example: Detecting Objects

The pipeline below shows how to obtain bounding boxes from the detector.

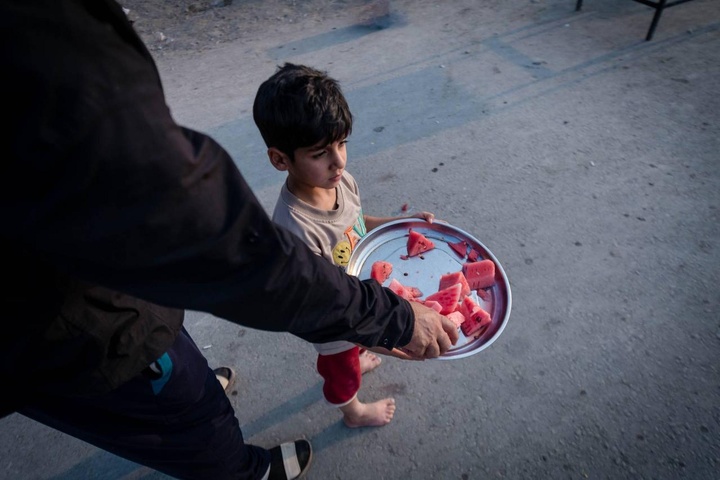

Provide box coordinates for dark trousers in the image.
[20,329,271,480]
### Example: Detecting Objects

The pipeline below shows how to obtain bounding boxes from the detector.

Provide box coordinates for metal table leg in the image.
[574,0,698,41]
[645,0,668,40]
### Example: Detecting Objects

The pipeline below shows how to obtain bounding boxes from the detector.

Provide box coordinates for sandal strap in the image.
[280,443,302,479]
[267,439,312,480]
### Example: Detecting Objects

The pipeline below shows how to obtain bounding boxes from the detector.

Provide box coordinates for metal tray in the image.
[346,218,511,360]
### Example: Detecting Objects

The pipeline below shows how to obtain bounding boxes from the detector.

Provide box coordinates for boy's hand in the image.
[409,211,435,223]
[401,301,459,360]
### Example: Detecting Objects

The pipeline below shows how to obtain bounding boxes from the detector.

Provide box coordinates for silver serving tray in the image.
[346,218,511,360]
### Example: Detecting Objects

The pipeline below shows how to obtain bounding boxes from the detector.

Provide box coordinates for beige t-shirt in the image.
[272,171,367,268]
[272,171,368,355]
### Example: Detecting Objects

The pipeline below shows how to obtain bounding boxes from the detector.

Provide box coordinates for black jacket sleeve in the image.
[1,0,414,350]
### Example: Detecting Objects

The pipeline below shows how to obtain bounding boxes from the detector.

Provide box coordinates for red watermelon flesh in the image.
[438,271,471,298]
[406,230,435,257]
[462,259,496,290]
[446,311,465,328]
[467,248,480,262]
[476,288,491,302]
[458,296,492,336]
[460,307,491,337]
[405,286,423,298]
[423,300,442,312]
[388,279,414,301]
[458,296,479,319]
[448,240,468,259]
[424,283,462,314]
[370,261,393,284]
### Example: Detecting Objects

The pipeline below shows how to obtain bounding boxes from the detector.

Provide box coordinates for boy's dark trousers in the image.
[19,329,271,480]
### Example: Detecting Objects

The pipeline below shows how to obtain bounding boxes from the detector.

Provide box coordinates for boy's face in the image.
[271,138,348,191]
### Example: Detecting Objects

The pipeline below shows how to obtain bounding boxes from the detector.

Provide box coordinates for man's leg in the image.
[20,329,270,480]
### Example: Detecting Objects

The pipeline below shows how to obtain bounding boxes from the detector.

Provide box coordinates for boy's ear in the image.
[267,147,291,171]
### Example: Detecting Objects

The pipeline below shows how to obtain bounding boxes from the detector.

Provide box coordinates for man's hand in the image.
[401,301,459,360]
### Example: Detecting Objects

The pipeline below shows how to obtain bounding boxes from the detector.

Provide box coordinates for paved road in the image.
[2,1,719,479]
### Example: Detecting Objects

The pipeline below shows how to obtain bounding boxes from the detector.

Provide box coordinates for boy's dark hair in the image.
[253,63,353,159]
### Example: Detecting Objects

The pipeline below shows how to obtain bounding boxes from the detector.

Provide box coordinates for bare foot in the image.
[341,397,396,428]
[359,350,382,374]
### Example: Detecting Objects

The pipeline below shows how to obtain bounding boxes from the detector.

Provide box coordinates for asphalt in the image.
[1,1,719,479]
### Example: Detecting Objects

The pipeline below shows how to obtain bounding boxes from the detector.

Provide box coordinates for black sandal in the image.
[267,439,313,480]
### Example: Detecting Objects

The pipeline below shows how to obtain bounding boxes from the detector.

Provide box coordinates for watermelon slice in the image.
[370,261,393,284]
[423,300,443,313]
[476,288,491,302]
[424,283,462,314]
[438,271,471,298]
[460,307,491,337]
[446,311,465,329]
[406,230,435,257]
[458,296,480,319]
[405,285,423,298]
[462,259,496,290]
[458,296,492,337]
[467,248,480,262]
[387,279,423,302]
[387,279,414,301]
[448,240,468,259]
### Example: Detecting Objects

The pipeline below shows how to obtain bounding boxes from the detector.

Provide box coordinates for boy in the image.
[253,63,435,428]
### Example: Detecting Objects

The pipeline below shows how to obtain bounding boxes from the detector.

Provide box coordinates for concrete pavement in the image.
[2,1,719,478]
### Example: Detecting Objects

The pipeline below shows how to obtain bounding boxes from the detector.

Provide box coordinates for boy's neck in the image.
[287,177,338,211]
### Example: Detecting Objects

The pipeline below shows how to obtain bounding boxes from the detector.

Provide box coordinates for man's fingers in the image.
[422,341,440,360]
[440,316,460,345]
[401,346,426,361]
[403,301,461,360]
[394,348,421,361]
[428,317,457,357]
[437,329,453,355]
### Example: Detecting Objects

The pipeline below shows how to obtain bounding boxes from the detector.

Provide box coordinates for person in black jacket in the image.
[0,1,458,479]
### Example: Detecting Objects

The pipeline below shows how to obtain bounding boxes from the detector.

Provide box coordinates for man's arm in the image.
[2,0,456,355]
[16,121,416,349]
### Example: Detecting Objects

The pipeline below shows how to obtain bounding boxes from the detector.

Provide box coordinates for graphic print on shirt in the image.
[331,210,367,268]
[332,240,352,266]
